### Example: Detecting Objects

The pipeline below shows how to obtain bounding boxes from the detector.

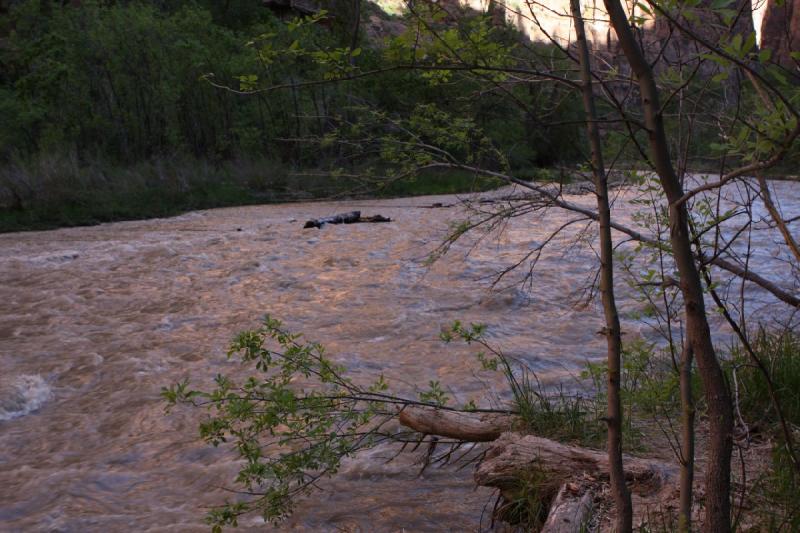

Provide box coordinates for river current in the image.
[1,183,797,531]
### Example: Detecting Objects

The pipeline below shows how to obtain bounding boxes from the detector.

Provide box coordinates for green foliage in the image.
[0,152,508,232]
[726,328,800,428]
[418,380,449,406]
[164,317,542,530]
[162,320,798,531]
[494,465,560,529]
[3,2,254,160]
[163,316,402,528]
[758,444,800,531]
[384,11,515,83]
[443,321,605,447]
[166,317,621,530]
[722,329,800,530]
[1,1,585,229]
[0,0,374,168]
[224,0,582,172]
[375,167,503,197]
[582,338,700,451]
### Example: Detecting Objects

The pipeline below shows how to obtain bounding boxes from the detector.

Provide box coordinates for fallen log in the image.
[398,409,676,496]
[303,211,391,228]
[475,432,678,498]
[398,408,680,531]
[398,406,518,442]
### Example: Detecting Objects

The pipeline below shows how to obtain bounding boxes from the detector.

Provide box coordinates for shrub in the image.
[728,328,800,426]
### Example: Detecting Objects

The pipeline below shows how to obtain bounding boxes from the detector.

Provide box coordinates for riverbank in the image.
[5,153,783,234]
[0,155,508,233]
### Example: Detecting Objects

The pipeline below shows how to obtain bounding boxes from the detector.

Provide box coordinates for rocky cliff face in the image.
[458,0,636,46]
[645,0,755,72]
[761,0,800,67]
[373,0,759,52]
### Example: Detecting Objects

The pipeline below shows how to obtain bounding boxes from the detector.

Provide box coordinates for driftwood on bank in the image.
[475,432,678,498]
[303,210,391,228]
[398,407,680,531]
[398,407,676,495]
[398,406,517,442]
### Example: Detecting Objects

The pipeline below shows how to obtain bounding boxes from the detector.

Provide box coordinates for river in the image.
[1,182,797,531]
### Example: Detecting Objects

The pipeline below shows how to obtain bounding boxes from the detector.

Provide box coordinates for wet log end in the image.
[541,483,594,533]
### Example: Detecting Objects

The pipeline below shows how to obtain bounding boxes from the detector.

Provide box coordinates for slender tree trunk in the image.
[569,1,632,530]
[603,2,734,531]
[679,343,696,531]
[350,0,361,59]
[758,175,800,263]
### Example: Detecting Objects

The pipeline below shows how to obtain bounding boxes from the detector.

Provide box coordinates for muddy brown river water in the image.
[1,184,797,532]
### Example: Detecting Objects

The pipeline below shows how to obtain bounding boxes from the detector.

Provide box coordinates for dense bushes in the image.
[725,330,800,530]
[2,1,796,231]
[729,329,800,426]
[1,1,586,164]
[0,0,586,229]
[1,1,286,161]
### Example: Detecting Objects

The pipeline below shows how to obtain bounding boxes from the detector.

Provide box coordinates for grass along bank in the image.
[0,153,505,233]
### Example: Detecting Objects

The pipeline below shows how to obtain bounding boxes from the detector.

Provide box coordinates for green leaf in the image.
[634,1,653,15]
[718,8,736,26]
[730,33,742,53]
[743,32,756,55]
[712,71,730,83]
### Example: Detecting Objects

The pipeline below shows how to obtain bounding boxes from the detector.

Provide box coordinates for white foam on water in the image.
[0,374,54,421]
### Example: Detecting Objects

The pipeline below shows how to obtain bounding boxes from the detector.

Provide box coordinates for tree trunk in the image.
[757,175,800,264]
[603,1,734,531]
[679,343,696,531]
[349,0,361,62]
[569,0,632,530]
